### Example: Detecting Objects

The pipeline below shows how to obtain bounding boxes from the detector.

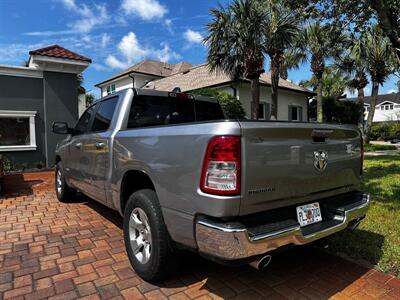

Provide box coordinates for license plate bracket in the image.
[296,202,322,227]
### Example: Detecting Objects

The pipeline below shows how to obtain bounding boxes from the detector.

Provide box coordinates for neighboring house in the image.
[0,45,91,169]
[95,60,193,97]
[347,93,400,123]
[96,61,313,121]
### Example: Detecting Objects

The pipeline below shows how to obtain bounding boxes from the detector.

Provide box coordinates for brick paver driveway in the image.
[1,171,399,300]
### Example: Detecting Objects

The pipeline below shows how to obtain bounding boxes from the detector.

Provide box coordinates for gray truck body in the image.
[55,88,369,261]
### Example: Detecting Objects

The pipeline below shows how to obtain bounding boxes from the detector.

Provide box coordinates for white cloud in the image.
[183,29,203,44]
[105,55,129,69]
[121,0,168,20]
[105,31,180,69]
[118,32,148,63]
[60,0,77,10]
[387,89,397,94]
[101,33,111,48]
[153,43,181,62]
[91,63,108,71]
[47,0,110,34]
[164,19,173,34]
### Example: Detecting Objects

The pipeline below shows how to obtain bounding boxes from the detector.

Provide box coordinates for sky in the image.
[0,0,398,98]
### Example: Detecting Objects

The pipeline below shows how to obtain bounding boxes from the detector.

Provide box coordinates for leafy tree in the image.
[299,22,347,122]
[363,26,397,129]
[262,1,301,120]
[77,73,86,95]
[397,80,400,92]
[205,0,265,119]
[85,93,95,107]
[285,0,400,63]
[335,37,369,132]
[192,89,246,119]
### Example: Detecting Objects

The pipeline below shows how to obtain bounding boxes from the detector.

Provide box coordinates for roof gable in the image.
[29,45,92,63]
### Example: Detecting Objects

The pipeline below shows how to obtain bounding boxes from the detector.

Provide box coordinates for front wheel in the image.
[55,162,76,202]
[123,189,178,281]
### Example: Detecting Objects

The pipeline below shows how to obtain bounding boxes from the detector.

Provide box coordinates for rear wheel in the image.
[123,189,178,281]
[55,162,76,202]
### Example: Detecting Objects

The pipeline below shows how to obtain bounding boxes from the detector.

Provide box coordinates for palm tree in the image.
[263,1,301,120]
[299,66,349,99]
[77,73,86,95]
[363,26,396,129]
[336,37,369,131]
[205,0,266,119]
[300,22,347,122]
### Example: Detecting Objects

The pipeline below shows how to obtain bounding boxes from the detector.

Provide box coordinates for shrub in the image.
[192,89,246,119]
[367,123,400,141]
[323,97,363,125]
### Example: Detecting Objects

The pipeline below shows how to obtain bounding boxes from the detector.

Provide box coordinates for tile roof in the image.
[29,45,92,63]
[145,64,313,94]
[346,93,400,105]
[97,60,194,86]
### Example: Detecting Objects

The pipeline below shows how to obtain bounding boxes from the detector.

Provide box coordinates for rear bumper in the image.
[195,192,369,260]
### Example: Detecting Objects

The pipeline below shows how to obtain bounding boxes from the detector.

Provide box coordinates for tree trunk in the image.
[357,86,365,136]
[270,53,281,120]
[311,53,325,123]
[316,76,323,122]
[367,80,379,128]
[250,78,260,120]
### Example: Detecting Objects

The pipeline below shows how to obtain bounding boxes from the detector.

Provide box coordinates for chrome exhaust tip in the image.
[249,255,272,270]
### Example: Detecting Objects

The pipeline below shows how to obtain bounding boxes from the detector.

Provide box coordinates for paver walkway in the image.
[0,171,399,300]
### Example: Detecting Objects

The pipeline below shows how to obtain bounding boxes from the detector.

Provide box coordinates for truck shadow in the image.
[83,197,385,299]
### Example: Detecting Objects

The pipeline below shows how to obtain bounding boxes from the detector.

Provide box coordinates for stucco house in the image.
[347,93,400,123]
[96,60,313,121]
[0,45,91,169]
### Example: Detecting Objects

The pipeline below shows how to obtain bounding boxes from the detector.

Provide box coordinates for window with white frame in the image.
[380,103,394,110]
[106,84,116,95]
[0,111,36,151]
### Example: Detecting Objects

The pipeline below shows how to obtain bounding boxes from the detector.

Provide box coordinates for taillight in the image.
[200,136,241,196]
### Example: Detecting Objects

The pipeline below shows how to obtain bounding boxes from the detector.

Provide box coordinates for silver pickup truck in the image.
[53,88,369,281]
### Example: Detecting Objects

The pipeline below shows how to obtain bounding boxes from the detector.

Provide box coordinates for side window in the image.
[91,97,118,132]
[75,105,95,134]
[127,95,195,128]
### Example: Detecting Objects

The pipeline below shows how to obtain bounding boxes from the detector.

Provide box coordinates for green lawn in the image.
[364,143,397,152]
[327,155,400,276]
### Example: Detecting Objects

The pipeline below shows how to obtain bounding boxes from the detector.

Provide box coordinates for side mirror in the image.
[53,122,72,134]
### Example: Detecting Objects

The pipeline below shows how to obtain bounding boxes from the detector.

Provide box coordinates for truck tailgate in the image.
[239,121,362,215]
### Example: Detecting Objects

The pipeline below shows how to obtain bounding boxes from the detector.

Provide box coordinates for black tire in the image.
[55,162,76,202]
[123,189,178,281]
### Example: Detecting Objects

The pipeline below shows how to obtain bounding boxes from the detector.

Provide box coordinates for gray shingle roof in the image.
[144,64,313,94]
[346,93,400,105]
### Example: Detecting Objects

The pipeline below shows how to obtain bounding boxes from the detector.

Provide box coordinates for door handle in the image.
[95,142,105,149]
[75,142,82,149]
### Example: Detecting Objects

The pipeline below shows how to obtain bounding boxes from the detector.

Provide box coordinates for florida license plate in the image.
[296,202,322,227]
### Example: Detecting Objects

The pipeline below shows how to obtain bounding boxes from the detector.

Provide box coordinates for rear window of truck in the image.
[127,95,225,129]
[127,95,195,128]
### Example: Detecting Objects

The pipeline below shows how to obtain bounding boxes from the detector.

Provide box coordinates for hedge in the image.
[367,123,400,141]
